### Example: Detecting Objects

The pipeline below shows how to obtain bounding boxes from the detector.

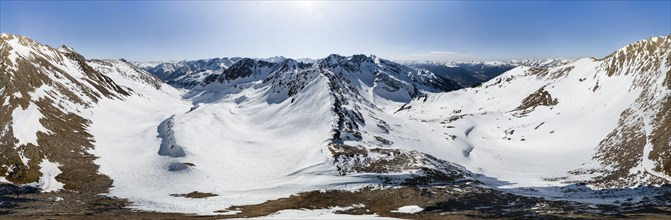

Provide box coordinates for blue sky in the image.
[1,1,669,61]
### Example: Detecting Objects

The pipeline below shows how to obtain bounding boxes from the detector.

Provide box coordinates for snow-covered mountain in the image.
[508,58,574,68]
[398,36,671,188]
[136,56,320,89]
[135,57,242,88]
[405,59,573,87]
[2,33,670,216]
[0,33,179,194]
[144,57,481,89]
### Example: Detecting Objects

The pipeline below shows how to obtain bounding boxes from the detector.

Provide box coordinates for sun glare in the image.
[292,0,318,15]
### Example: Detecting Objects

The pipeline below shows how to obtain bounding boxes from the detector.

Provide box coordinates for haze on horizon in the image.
[1,1,669,62]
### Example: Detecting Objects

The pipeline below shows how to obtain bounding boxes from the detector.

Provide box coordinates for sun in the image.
[292,0,319,14]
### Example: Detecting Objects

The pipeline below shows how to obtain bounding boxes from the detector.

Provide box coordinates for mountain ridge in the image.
[137,56,570,89]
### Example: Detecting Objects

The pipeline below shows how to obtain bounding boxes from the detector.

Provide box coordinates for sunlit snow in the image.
[11,102,49,146]
[38,159,64,192]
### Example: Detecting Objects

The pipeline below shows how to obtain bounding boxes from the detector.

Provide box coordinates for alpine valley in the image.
[1,33,670,219]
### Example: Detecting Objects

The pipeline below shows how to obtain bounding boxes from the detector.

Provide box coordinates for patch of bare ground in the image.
[0,184,203,219]
[514,86,558,116]
[374,136,393,145]
[394,103,412,113]
[528,66,574,79]
[526,67,549,77]
[170,191,218,199]
[444,114,465,123]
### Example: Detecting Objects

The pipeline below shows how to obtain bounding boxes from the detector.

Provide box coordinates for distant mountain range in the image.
[135,57,572,88]
[403,59,572,87]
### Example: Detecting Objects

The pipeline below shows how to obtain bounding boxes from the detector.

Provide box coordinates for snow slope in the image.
[397,36,671,188]
[391,205,424,214]
[37,159,64,192]
[11,102,48,146]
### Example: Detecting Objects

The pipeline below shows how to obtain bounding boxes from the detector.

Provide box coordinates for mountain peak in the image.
[0,33,28,41]
[606,35,670,57]
[600,34,671,77]
[57,44,77,54]
[321,54,347,64]
[350,54,375,63]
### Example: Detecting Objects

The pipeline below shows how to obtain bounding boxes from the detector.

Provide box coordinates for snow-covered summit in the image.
[508,58,573,68]
[56,44,77,54]
[134,57,242,88]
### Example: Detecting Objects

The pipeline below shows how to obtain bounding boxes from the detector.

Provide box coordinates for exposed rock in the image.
[170,191,217,199]
[514,87,558,116]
